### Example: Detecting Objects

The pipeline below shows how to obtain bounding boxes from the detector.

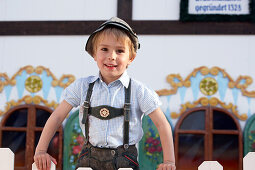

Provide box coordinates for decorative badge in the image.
[25,75,43,93]
[200,77,218,96]
[100,108,110,118]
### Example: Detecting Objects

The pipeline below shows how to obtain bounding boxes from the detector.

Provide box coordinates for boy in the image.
[34,17,175,170]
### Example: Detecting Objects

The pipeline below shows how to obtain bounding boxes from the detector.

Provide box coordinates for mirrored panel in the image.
[180,110,205,130]
[5,109,27,127]
[36,109,51,127]
[178,134,204,170]
[213,110,237,130]
[213,134,239,170]
[2,131,26,167]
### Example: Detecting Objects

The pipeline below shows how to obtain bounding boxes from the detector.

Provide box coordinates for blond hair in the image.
[91,27,136,59]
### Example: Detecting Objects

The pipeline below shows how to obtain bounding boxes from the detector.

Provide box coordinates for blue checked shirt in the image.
[63,71,162,148]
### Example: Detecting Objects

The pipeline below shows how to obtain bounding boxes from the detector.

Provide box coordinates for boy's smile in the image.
[94,33,135,84]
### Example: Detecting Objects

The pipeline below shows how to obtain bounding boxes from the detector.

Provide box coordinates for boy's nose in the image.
[108,52,117,60]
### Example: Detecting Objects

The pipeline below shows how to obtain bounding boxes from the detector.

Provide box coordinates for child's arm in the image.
[148,108,176,170]
[34,100,73,170]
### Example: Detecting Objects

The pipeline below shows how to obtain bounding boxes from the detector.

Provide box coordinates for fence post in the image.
[0,148,14,170]
[32,161,55,170]
[243,152,255,170]
[198,161,223,170]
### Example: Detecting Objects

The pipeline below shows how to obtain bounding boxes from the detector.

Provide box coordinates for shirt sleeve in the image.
[137,83,162,116]
[62,78,83,107]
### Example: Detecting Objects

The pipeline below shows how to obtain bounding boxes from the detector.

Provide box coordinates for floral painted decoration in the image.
[25,75,43,93]
[144,118,163,164]
[69,123,84,169]
[200,77,218,96]
[249,130,255,151]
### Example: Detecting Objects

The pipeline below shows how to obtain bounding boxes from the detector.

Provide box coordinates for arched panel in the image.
[244,113,255,156]
[138,114,173,170]
[63,110,84,170]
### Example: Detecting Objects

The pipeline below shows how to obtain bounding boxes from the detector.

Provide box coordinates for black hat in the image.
[85,17,140,57]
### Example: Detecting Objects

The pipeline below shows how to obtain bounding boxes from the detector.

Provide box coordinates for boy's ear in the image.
[129,54,136,64]
[93,55,97,61]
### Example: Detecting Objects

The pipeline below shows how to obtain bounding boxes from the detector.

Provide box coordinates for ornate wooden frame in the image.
[174,106,243,170]
[0,104,63,170]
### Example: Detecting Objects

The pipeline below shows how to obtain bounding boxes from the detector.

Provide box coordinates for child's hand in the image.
[34,151,57,170]
[157,161,176,170]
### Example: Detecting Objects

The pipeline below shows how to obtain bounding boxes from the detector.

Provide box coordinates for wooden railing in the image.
[1,148,255,170]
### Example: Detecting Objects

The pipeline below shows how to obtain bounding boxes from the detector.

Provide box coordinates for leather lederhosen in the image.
[76,80,139,170]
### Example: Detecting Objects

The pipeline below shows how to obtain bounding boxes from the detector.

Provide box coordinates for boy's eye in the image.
[101,48,108,51]
[116,49,124,53]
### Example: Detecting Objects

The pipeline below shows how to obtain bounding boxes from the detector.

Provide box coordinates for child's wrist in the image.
[35,148,47,153]
[163,160,175,165]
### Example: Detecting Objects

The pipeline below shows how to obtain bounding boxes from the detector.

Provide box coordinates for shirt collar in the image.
[118,71,130,88]
[87,74,100,84]
[87,71,130,88]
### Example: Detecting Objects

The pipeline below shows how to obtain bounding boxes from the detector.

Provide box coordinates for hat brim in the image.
[85,20,139,57]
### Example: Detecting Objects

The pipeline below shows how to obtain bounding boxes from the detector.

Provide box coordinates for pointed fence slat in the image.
[32,161,55,170]
[243,152,255,170]
[0,148,14,170]
[198,161,223,170]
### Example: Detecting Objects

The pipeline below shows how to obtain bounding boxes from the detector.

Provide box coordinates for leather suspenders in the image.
[81,81,95,145]
[123,81,131,149]
[81,80,131,149]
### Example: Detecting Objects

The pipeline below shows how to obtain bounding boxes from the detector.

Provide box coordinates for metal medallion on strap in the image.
[100,108,110,118]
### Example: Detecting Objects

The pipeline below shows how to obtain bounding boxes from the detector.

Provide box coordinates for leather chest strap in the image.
[123,80,131,149]
[89,105,124,120]
[82,82,95,143]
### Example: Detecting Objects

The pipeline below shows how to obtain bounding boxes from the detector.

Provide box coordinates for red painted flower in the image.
[156,146,162,152]
[148,147,156,153]
[152,139,160,146]
[72,145,82,155]
[76,135,84,145]
[252,142,255,150]
[146,137,154,144]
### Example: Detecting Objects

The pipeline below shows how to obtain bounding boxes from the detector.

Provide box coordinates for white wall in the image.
[1,35,255,91]
[133,0,180,20]
[0,0,117,21]
[0,0,180,21]
[0,0,255,93]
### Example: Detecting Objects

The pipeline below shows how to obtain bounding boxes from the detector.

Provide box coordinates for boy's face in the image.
[94,33,135,84]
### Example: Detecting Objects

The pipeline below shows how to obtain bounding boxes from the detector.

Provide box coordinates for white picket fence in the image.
[1,148,255,170]
[0,148,14,170]
[198,161,223,170]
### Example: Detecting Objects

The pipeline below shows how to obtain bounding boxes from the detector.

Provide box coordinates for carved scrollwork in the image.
[156,66,255,98]
[170,97,247,120]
